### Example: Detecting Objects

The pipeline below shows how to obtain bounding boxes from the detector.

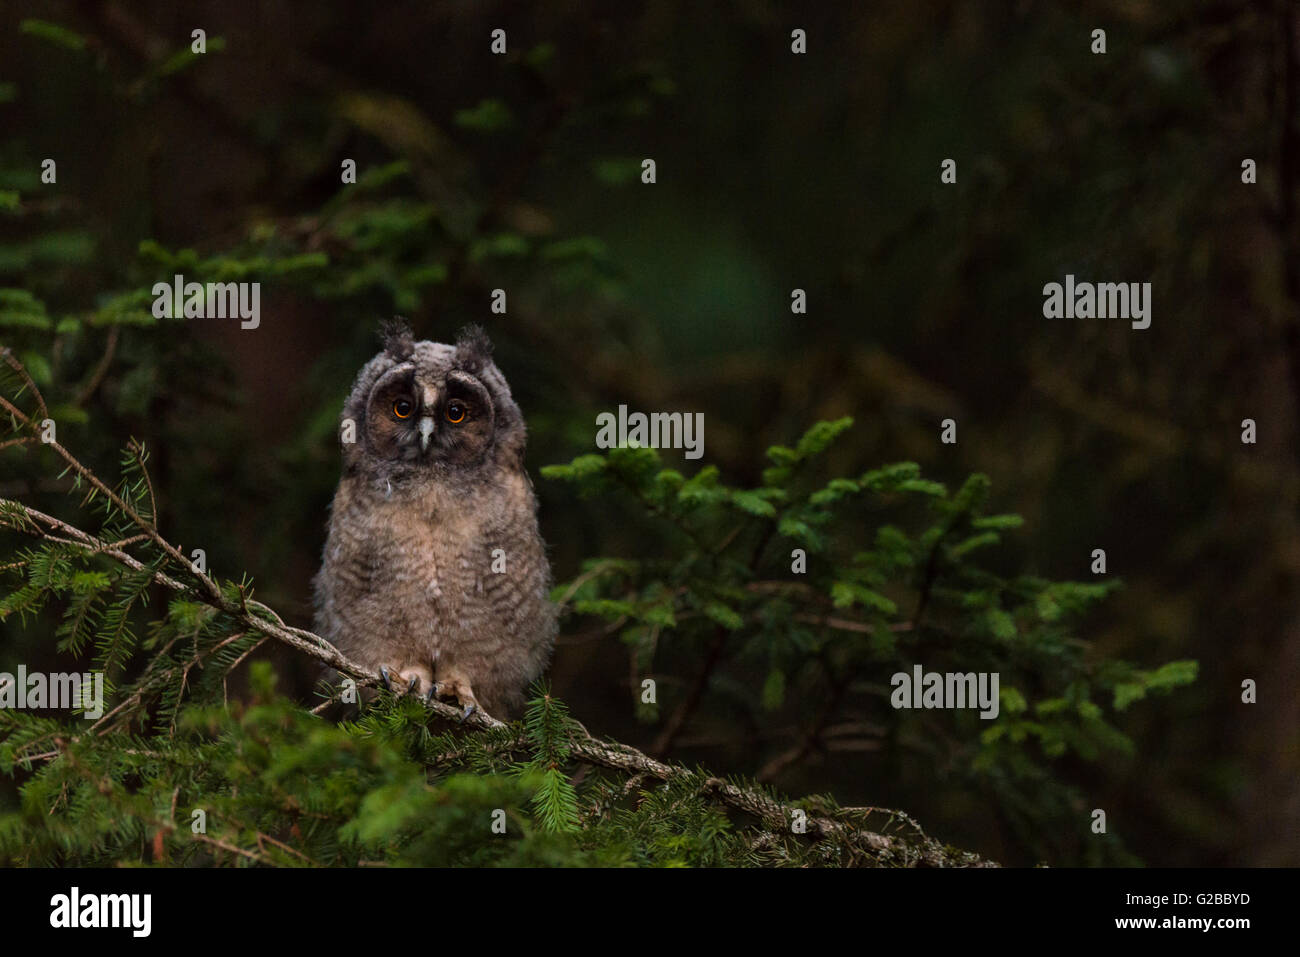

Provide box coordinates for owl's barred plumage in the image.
[313,322,556,717]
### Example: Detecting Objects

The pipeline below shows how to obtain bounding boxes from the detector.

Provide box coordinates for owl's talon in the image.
[379,665,430,697]
[424,682,442,704]
[431,674,481,720]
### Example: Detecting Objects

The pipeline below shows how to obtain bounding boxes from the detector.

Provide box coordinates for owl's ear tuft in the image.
[454,324,494,374]
[380,318,415,361]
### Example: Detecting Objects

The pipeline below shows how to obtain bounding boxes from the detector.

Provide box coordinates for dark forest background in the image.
[1,0,1297,867]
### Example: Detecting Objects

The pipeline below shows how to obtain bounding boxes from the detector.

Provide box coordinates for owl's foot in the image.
[428,674,480,722]
[379,664,433,697]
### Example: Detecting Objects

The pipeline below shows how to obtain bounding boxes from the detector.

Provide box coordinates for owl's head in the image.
[340,321,526,481]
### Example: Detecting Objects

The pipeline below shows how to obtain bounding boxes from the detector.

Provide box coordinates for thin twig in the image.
[74,325,120,406]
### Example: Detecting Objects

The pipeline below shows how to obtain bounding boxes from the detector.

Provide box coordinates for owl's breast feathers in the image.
[314,467,555,714]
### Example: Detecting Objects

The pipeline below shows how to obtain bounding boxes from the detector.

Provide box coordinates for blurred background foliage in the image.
[0,0,1296,865]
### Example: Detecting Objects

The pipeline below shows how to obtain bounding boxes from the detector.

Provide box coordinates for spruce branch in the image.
[1,347,220,602]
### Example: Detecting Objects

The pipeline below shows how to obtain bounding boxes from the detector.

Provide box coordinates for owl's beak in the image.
[418,416,435,451]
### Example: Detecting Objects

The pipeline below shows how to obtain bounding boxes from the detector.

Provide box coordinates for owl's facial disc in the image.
[360,355,499,471]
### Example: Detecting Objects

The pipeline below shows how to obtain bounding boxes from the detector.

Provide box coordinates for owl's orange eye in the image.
[393,398,414,419]
[446,400,467,424]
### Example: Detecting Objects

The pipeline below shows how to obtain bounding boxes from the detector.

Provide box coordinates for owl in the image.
[313,321,556,719]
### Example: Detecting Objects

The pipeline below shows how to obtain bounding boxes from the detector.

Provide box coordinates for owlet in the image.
[313,322,556,718]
